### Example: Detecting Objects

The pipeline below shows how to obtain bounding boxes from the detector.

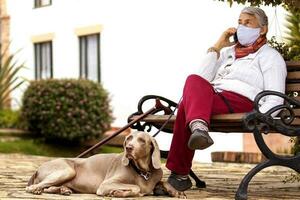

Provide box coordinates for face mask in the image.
[236,25,261,46]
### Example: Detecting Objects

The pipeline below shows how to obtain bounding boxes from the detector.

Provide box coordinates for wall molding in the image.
[74,24,103,36]
[31,33,55,43]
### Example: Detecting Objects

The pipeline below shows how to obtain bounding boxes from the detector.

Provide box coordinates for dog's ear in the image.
[122,136,130,166]
[150,136,161,169]
[122,153,129,166]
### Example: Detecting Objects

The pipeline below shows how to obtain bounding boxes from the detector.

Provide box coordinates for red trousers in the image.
[166,74,253,175]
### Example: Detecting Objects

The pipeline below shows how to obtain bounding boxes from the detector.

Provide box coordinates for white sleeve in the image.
[196,51,223,82]
[259,51,287,117]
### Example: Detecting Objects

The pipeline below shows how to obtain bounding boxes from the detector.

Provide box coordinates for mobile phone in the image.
[233,32,238,43]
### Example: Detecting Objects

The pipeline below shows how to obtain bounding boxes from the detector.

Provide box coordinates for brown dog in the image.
[26,131,163,197]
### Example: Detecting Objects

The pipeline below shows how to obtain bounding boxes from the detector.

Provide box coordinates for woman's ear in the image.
[150,137,161,169]
[260,25,268,35]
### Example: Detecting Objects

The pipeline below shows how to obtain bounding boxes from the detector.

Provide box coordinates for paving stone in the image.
[0,153,299,200]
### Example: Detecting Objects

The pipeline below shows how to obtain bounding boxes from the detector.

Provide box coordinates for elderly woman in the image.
[165,7,287,191]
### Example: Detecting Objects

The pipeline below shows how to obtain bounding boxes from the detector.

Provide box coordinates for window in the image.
[34,0,52,8]
[34,41,53,79]
[79,34,101,82]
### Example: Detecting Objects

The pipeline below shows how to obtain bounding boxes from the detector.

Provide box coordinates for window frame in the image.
[79,33,101,82]
[34,0,52,8]
[34,41,53,80]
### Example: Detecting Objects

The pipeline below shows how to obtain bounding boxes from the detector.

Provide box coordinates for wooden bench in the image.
[128,61,300,200]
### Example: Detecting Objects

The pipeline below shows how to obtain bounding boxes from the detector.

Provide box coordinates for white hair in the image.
[241,7,268,27]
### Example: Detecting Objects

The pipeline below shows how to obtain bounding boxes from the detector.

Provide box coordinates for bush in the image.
[268,36,300,61]
[21,79,113,142]
[0,109,21,128]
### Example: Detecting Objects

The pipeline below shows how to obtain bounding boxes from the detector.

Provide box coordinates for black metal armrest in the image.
[243,90,300,137]
[127,95,177,133]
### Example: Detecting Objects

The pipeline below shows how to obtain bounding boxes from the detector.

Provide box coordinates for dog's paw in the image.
[60,186,72,195]
[153,181,169,196]
[109,189,138,197]
[177,191,187,199]
[26,185,43,195]
[158,181,188,199]
[109,189,127,197]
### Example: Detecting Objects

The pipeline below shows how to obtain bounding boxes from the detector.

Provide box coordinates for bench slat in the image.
[130,113,246,124]
[286,83,300,92]
[130,111,300,133]
[289,108,300,116]
[130,115,248,132]
[286,61,300,71]
[291,118,300,126]
[292,96,300,102]
[130,115,176,123]
[211,113,245,122]
[287,71,300,82]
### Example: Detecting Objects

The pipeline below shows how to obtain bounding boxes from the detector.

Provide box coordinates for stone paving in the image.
[0,153,299,200]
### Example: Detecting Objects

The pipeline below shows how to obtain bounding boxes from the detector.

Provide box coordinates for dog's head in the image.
[121,131,161,170]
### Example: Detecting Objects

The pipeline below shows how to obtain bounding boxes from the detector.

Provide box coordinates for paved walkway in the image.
[0,153,299,200]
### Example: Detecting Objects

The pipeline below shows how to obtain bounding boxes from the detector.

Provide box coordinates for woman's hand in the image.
[213,27,237,51]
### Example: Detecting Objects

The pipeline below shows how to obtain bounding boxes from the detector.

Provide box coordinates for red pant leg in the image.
[166,74,253,175]
[166,74,215,175]
[183,74,215,126]
[212,90,253,114]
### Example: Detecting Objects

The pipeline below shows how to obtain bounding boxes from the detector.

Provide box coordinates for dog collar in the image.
[129,161,151,181]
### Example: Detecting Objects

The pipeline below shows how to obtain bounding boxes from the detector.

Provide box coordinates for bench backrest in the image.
[286,61,300,125]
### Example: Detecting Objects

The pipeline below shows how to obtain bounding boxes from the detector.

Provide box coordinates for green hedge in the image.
[21,79,113,142]
[0,109,21,128]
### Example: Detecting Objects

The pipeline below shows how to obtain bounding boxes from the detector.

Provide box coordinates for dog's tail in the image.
[27,171,38,186]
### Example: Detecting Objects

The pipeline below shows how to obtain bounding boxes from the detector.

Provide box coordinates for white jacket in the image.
[197,44,287,115]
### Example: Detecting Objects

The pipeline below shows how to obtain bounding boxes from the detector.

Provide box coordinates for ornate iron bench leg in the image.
[235,160,274,200]
[239,92,300,200]
[235,125,300,200]
[160,150,206,188]
[235,155,300,200]
[189,170,206,188]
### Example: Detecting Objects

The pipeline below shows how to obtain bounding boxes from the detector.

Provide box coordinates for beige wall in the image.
[0,0,10,108]
[0,0,10,62]
[243,133,293,154]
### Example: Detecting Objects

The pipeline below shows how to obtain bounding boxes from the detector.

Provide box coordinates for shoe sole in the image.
[167,176,192,191]
[188,132,214,150]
